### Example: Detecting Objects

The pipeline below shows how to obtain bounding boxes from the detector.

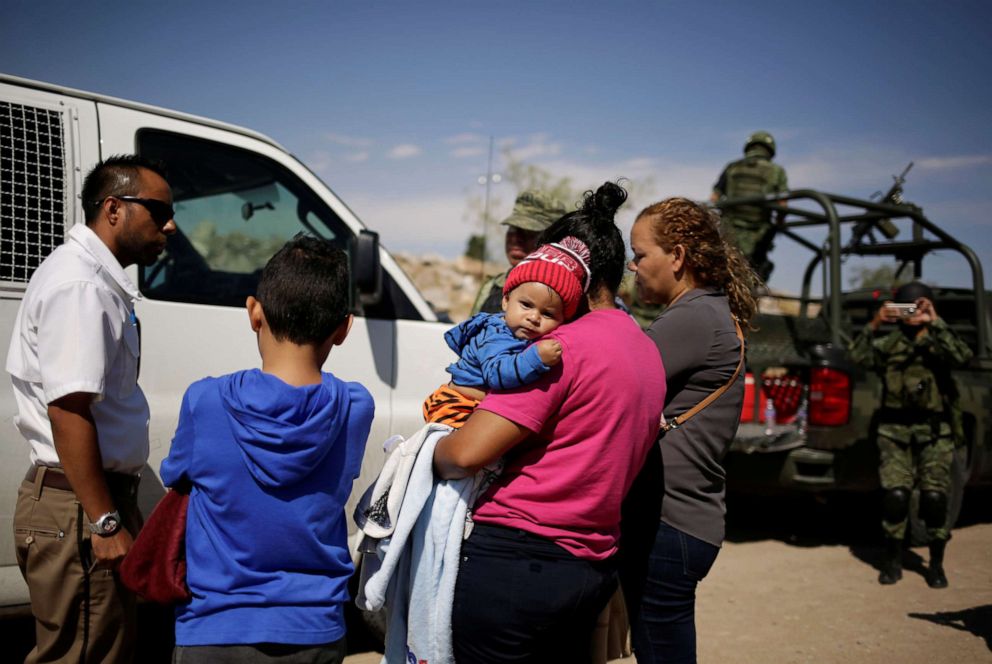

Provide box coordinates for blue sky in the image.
[3,0,991,291]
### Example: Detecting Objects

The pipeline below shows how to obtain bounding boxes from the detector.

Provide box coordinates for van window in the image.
[137,130,352,307]
[137,129,423,320]
[0,101,67,284]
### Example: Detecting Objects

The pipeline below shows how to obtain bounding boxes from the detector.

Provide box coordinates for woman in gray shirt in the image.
[623,197,759,664]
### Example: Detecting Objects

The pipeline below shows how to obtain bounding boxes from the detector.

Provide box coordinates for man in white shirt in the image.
[6,154,176,663]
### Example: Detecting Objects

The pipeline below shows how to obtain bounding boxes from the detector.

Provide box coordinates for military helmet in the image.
[499,189,568,232]
[744,130,776,157]
[894,281,934,303]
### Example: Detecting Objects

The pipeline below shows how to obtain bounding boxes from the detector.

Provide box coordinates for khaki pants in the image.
[14,467,142,664]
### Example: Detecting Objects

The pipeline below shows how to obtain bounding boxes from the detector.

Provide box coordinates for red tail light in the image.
[808,367,851,426]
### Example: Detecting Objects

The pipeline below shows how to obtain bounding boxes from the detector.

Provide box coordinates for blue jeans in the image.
[452,523,618,664]
[626,521,720,664]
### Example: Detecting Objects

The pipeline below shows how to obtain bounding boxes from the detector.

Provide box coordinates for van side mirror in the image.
[355,229,382,306]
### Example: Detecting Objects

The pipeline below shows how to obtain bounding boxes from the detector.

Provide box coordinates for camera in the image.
[888,303,917,317]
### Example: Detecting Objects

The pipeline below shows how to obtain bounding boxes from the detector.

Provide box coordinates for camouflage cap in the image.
[500,189,568,232]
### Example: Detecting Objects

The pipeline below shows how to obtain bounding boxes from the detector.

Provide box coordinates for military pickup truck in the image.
[713,185,991,532]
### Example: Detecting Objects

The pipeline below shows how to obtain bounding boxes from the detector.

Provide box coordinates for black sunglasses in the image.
[99,195,175,223]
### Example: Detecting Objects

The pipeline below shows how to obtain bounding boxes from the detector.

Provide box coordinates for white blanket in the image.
[355,423,474,664]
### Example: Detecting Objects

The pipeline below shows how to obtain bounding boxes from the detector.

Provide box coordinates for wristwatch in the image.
[89,510,122,537]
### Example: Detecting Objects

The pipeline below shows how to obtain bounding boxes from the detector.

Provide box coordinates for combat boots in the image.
[926,539,948,589]
[878,537,903,585]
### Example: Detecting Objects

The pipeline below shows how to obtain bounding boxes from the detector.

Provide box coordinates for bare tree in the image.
[847,263,911,290]
[462,149,655,260]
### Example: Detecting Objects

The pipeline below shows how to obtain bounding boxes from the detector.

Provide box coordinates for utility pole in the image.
[477,135,501,280]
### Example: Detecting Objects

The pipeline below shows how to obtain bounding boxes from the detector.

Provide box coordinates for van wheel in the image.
[908,444,969,547]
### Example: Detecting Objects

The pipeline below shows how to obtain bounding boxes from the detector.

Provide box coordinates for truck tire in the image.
[908,445,969,546]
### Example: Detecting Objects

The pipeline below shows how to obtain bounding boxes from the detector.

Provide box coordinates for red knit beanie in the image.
[503,236,592,320]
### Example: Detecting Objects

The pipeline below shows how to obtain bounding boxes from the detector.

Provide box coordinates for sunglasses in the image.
[99,195,175,224]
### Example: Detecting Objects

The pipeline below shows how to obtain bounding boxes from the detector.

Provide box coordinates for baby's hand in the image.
[536,339,563,366]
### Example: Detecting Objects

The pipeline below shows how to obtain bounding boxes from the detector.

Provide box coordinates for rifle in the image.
[875,161,914,206]
[845,162,912,251]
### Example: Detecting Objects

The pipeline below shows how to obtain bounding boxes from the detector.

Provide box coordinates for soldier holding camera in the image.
[849,281,973,588]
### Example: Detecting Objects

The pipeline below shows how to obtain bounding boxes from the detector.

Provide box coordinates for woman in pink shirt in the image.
[434,182,667,664]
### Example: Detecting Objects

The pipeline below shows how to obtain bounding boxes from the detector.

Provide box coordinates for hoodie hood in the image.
[220,369,350,488]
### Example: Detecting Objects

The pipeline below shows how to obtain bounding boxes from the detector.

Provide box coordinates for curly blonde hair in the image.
[636,197,759,329]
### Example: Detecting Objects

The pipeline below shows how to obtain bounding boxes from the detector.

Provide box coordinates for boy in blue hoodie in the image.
[160,236,374,663]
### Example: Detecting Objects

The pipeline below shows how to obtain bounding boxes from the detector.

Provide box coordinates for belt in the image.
[25,465,140,495]
[879,408,943,426]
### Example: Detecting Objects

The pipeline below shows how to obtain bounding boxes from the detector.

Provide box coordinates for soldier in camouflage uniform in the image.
[618,272,663,330]
[849,282,973,588]
[711,131,788,282]
[470,190,568,315]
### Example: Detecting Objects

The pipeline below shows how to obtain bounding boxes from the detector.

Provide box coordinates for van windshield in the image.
[137,129,350,307]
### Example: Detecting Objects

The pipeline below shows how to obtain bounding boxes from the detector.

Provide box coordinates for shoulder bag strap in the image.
[660,319,745,433]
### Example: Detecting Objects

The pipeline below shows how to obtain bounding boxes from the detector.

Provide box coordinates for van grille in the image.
[1,101,67,283]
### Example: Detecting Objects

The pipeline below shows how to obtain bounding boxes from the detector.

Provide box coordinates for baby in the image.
[423,236,591,427]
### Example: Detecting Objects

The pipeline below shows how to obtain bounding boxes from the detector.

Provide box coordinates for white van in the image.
[0,74,452,610]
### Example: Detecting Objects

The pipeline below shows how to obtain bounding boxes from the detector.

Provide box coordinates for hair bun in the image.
[581,181,628,218]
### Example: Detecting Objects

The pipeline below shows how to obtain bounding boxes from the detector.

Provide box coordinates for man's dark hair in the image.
[81,154,170,223]
[256,235,351,345]
[539,181,627,295]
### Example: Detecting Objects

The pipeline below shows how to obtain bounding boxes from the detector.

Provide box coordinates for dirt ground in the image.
[348,489,992,664]
[3,491,987,663]
[693,497,991,663]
